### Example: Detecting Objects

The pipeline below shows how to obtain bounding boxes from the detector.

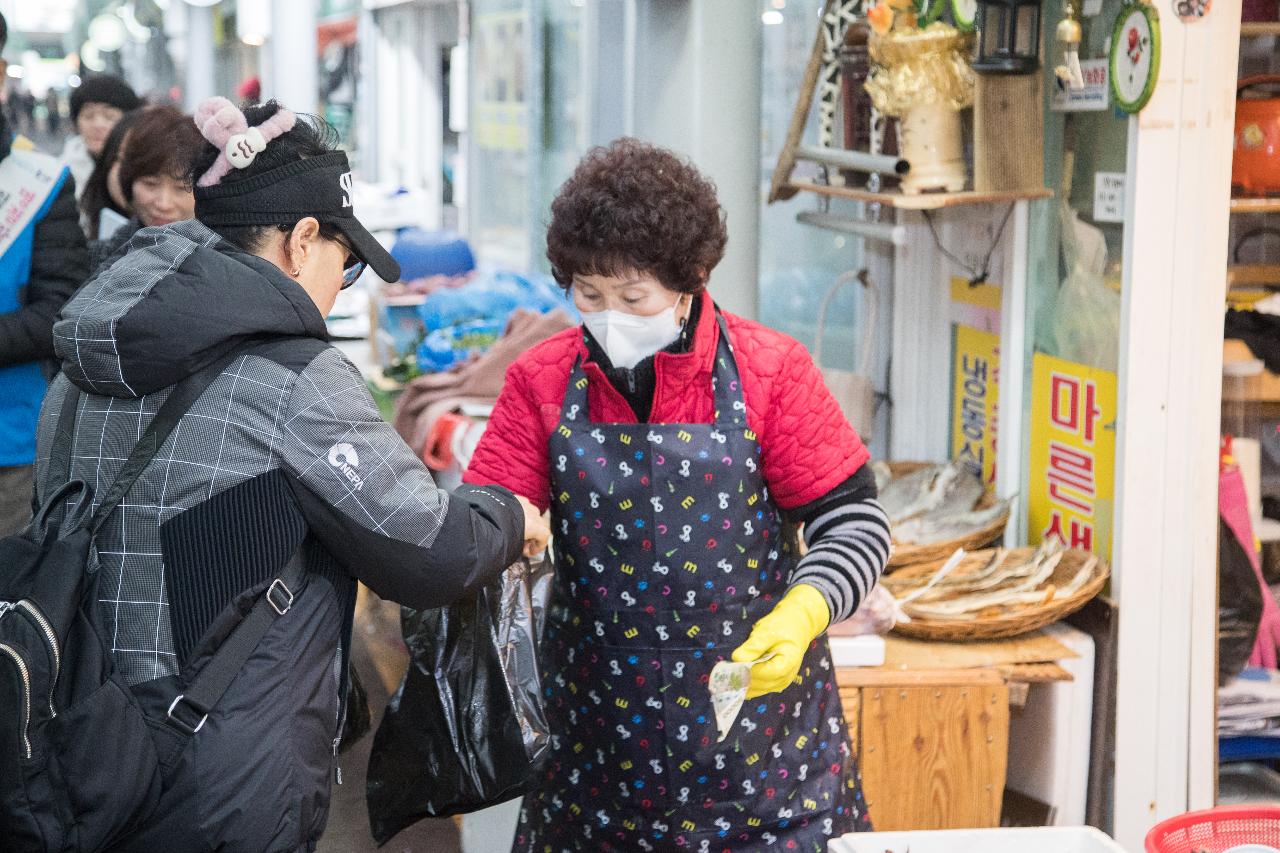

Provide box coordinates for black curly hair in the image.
[546,138,727,294]
[188,100,343,252]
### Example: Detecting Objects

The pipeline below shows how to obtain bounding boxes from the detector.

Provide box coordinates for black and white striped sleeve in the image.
[787,469,893,624]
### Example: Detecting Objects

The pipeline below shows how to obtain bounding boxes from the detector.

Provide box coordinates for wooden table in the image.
[835,632,1075,830]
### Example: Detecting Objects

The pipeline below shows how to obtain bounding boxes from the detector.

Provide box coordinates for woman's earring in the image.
[290,267,302,277]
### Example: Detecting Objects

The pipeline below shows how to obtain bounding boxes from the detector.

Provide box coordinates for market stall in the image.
[766,0,1238,847]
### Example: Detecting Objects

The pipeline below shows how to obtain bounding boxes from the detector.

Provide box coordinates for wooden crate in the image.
[840,668,1010,830]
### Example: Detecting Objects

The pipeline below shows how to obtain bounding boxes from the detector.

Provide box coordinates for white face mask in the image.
[581,296,686,370]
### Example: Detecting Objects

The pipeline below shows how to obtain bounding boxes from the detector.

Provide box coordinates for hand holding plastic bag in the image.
[365,555,553,842]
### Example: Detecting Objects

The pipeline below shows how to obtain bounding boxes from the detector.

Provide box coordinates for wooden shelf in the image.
[1231,197,1280,214]
[786,180,1053,211]
[1241,22,1280,37]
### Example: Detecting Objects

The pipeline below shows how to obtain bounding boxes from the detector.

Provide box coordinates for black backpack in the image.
[0,350,305,853]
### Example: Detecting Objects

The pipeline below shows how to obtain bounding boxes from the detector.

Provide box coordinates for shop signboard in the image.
[1028,352,1117,559]
[950,278,1001,486]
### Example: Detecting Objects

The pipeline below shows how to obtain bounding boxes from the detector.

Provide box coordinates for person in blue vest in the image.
[0,12,90,535]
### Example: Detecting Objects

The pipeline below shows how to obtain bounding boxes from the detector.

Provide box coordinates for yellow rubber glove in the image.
[731,584,831,699]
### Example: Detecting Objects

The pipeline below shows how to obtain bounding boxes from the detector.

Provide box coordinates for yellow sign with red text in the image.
[1028,352,1117,560]
[951,325,1000,487]
[950,278,1002,486]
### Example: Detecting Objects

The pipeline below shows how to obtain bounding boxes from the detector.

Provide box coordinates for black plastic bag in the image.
[1220,518,1264,684]
[365,557,553,843]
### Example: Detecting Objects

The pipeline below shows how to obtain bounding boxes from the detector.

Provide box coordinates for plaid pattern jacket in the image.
[35,219,523,852]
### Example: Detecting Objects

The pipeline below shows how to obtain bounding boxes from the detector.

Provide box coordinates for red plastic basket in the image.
[1146,805,1280,852]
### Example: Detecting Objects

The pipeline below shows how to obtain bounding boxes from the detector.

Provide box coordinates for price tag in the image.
[1093,172,1126,223]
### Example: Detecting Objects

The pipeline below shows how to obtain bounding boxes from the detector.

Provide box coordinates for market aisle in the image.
[318,589,462,853]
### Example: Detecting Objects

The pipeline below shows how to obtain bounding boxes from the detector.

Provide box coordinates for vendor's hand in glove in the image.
[731,584,830,699]
[518,496,551,558]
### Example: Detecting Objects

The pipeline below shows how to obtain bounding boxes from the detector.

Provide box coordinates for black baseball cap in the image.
[194,151,401,283]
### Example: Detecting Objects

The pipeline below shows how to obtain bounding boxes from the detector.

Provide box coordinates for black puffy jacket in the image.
[0,127,88,368]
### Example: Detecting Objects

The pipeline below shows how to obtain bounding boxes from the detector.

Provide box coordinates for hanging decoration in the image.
[865,21,976,193]
[1108,1,1161,114]
[1054,2,1085,90]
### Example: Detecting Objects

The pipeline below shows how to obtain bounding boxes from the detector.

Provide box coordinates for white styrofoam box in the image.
[1006,622,1096,826]
[829,826,1130,853]
[829,634,886,668]
[460,798,521,853]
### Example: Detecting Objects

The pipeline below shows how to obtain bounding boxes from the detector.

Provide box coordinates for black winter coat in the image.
[0,126,88,368]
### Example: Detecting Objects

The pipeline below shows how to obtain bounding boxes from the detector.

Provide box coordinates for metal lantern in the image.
[973,0,1043,74]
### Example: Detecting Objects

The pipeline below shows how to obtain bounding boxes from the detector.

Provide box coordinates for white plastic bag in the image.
[829,584,899,636]
[1038,201,1120,372]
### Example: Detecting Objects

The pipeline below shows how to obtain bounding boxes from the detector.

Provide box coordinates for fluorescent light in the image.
[762,9,784,24]
[242,34,266,46]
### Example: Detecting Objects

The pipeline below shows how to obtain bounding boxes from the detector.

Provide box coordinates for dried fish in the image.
[892,499,1011,545]
[898,549,968,605]
[879,460,990,538]
[878,465,938,522]
[931,466,985,519]
[900,543,1073,618]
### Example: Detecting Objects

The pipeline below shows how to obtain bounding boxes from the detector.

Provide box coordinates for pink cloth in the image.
[1220,461,1280,668]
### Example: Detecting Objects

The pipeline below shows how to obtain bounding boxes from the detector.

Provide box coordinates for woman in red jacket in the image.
[465,139,891,852]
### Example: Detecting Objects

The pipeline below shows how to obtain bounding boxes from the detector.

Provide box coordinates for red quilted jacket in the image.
[463,295,870,512]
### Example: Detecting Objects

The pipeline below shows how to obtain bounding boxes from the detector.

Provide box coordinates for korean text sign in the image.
[1028,352,1117,559]
[950,278,1001,485]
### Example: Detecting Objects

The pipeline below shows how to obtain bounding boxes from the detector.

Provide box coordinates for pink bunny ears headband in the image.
[193,96,297,188]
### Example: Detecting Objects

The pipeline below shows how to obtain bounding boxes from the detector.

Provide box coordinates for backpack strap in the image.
[49,382,82,484]
[165,552,309,736]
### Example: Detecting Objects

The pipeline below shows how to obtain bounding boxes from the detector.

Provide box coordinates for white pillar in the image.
[184,3,216,111]
[270,0,318,113]
[628,0,762,320]
[1109,0,1242,845]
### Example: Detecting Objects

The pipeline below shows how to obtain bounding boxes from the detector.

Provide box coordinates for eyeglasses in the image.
[334,236,366,289]
[341,256,366,290]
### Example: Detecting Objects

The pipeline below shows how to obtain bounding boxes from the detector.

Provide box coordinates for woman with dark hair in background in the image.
[87,105,204,268]
[79,108,140,239]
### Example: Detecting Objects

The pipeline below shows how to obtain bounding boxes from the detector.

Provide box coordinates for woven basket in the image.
[884,461,1010,572]
[880,546,1110,641]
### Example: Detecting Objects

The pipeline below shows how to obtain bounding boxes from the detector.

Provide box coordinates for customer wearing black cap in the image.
[61,73,141,201]
[33,97,549,851]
